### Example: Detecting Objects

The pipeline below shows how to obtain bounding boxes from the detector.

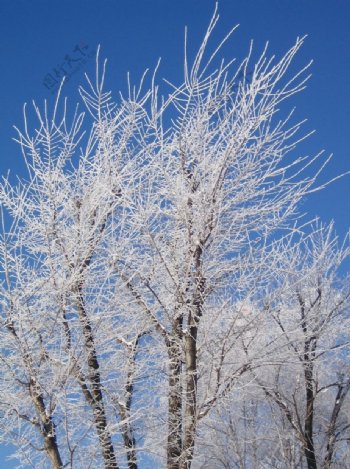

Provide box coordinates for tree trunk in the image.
[179,242,204,468]
[76,287,119,469]
[121,425,137,469]
[323,378,350,468]
[45,437,64,469]
[92,402,119,469]
[304,359,317,469]
[167,334,183,469]
[180,323,198,469]
[119,381,137,469]
[29,378,63,469]
[299,294,317,469]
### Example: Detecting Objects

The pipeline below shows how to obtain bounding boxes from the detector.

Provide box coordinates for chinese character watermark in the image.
[43,42,95,94]
[232,70,253,91]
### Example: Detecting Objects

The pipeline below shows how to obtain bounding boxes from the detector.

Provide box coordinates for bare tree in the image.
[0,7,346,469]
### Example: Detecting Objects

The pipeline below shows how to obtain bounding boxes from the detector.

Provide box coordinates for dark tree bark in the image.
[29,378,63,469]
[118,335,141,469]
[181,323,198,469]
[323,377,350,468]
[76,286,119,469]
[167,326,183,469]
[299,294,318,469]
[303,361,317,469]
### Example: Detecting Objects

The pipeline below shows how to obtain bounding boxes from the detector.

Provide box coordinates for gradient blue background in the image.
[0,1,349,467]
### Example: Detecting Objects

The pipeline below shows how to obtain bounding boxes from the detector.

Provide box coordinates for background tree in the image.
[255,224,350,469]
[198,224,350,469]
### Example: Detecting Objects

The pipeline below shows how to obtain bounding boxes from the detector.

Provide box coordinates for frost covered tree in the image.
[254,224,350,469]
[202,224,350,469]
[0,7,348,469]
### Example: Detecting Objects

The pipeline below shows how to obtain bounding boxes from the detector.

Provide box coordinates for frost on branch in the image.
[0,7,349,469]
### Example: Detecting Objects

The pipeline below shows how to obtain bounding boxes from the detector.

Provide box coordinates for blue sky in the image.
[0,0,349,466]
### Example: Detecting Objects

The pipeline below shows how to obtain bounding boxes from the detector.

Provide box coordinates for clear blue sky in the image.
[0,0,349,467]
